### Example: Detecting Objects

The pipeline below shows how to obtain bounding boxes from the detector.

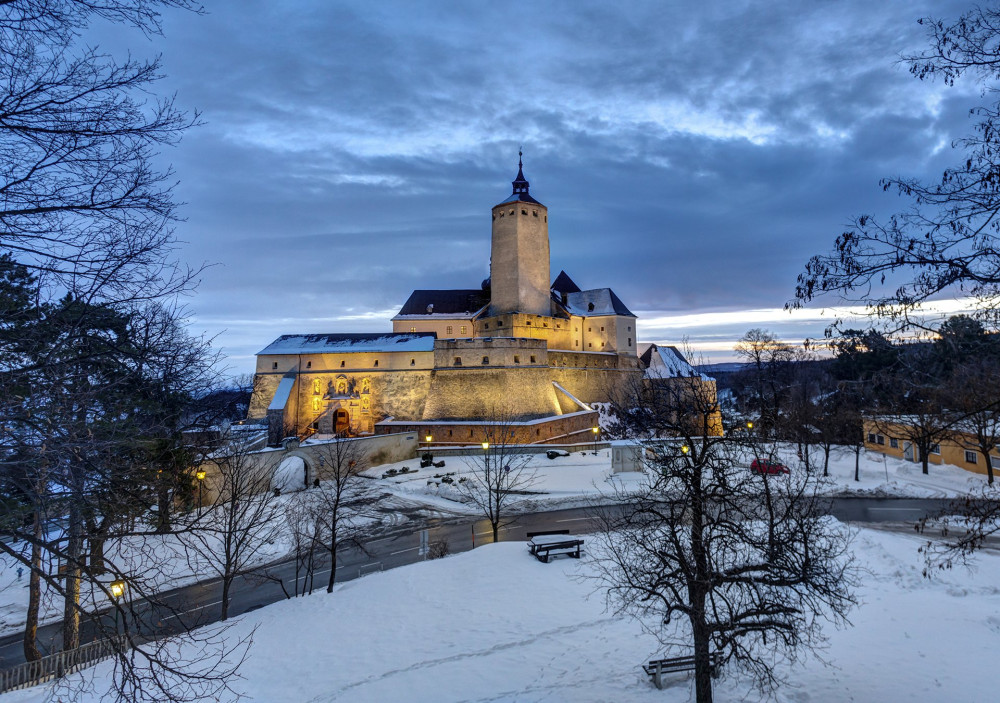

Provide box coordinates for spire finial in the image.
[512,148,529,195]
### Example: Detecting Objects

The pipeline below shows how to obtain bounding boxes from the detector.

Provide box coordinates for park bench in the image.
[643,652,722,689]
[526,531,584,563]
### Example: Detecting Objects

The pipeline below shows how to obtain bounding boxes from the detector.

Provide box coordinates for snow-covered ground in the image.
[370,443,991,512]
[3,522,997,703]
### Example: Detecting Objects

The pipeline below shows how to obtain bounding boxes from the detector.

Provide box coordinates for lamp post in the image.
[591,426,599,455]
[195,470,206,516]
[425,434,433,449]
[110,579,126,632]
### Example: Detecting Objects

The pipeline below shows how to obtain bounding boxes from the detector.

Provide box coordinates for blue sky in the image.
[94,0,977,372]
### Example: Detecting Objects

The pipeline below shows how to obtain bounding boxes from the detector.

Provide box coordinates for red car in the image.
[750,459,789,475]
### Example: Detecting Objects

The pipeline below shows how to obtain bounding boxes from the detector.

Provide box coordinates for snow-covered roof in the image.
[640,344,712,381]
[563,288,635,317]
[268,376,296,411]
[258,333,436,356]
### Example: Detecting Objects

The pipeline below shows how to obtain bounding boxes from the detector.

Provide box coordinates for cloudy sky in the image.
[95,0,978,372]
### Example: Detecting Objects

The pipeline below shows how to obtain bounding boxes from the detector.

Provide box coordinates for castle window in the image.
[460,325,467,335]
[498,211,504,218]
[526,320,531,326]
[410,327,416,333]
[272,362,278,370]
[588,327,592,332]
[482,356,489,365]
[446,325,453,334]
[544,216,547,222]
[532,210,538,217]
[601,326,605,332]
[484,322,489,329]
[373,360,379,367]
[575,340,579,347]
[530,355,536,363]
[410,358,415,366]
[509,209,514,215]
[627,338,632,346]
[588,342,593,348]
[521,209,527,216]
[454,357,462,366]
[588,303,595,312]
[306,361,312,369]
[543,322,547,327]
[497,320,503,326]
[628,326,632,331]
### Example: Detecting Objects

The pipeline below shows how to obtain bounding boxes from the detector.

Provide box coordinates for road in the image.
[0,496,955,669]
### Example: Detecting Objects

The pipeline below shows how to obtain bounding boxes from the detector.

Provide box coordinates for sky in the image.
[91,0,979,372]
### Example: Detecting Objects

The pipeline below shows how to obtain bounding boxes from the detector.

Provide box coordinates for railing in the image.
[0,635,129,694]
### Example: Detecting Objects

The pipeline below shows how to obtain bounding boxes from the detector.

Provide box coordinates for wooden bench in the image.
[643,652,721,689]
[527,533,584,562]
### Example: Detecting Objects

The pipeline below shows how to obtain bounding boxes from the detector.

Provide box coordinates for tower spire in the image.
[512,148,529,195]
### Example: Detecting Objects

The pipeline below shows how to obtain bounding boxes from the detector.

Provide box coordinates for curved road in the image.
[0,497,954,669]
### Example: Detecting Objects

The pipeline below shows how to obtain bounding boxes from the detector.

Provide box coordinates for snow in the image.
[272,456,306,493]
[257,333,436,355]
[6,523,998,703]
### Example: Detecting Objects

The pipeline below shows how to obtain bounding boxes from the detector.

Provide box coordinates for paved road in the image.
[0,496,956,669]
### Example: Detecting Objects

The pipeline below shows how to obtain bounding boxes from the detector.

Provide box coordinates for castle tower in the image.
[488,154,550,317]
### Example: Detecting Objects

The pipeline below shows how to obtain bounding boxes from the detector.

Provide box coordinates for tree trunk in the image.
[156,483,172,533]
[492,522,499,543]
[23,513,42,662]
[984,450,995,485]
[220,577,231,621]
[89,533,106,575]
[62,502,83,651]
[327,543,337,593]
[823,446,831,477]
[854,444,861,482]
[693,620,714,703]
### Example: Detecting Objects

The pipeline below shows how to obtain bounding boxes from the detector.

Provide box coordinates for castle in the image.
[248,158,699,446]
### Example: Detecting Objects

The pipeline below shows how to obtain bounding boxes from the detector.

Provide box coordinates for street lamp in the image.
[195,470,206,515]
[110,579,126,632]
[425,434,433,444]
[591,426,599,455]
[681,445,690,457]
[481,441,489,451]
[746,421,754,431]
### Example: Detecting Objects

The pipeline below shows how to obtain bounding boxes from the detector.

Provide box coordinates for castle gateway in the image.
[249,158,681,446]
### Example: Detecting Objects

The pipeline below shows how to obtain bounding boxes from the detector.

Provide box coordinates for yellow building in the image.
[249,157,709,446]
[863,417,999,477]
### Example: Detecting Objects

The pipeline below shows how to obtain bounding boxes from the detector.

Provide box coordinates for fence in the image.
[0,635,129,694]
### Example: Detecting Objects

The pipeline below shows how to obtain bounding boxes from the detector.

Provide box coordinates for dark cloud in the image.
[85,0,982,369]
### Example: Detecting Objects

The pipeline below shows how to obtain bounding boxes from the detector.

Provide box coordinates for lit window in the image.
[965,450,978,464]
[410,327,416,333]
[460,325,467,335]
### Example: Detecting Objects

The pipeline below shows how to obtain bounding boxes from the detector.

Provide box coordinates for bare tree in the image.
[946,357,1000,485]
[734,329,796,436]
[918,487,1000,574]
[185,438,283,621]
[458,406,538,543]
[305,436,385,593]
[592,374,858,703]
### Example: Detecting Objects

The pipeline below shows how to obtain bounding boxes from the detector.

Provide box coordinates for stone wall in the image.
[420,365,563,420]
[376,409,599,446]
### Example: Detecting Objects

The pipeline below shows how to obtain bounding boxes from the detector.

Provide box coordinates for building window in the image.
[446,325,453,335]
[532,210,538,217]
[965,450,978,464]
[627,338,632,346]
[484,323,489,329]
[600,326,605,332]
[497,320,503,326]
[876,434,884,445]
[992,456,1000,469]
[890,437,899,448]
[340,360,345,367]
[272,362,278,370]
[588,327,592,332]
[521,209,527,215]
[530,355,536,363]
[588,342,592,348]
[373,360,378,367]
[628,326,632,331]
[482,356,489,365]
[410,326,416,333]
[410,358,415,366]
[509,209,514,215]
[306,361,312,369]
[460,325,467,335]
[454,357,462,366]
[575,340,579,347]
[514,356,520,364]
[867,433,876,444]
[526,320,531,326]
[930,444,941,455]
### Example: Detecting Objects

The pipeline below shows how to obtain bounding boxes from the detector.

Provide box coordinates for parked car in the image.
[750,458,789,475]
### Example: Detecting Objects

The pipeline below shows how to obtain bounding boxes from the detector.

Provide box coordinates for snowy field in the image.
[370,443,991,512]
[3,522,997,703]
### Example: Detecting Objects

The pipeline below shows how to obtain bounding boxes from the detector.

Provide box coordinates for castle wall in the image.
[420,365,563,420]
[376,410,599,446]
[475,312,574,349]
[392,317,475,338]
